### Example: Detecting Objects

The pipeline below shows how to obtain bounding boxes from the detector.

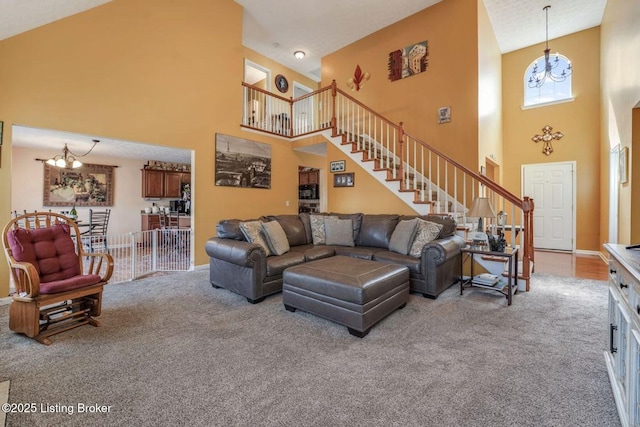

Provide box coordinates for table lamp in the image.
[468,197,496,233]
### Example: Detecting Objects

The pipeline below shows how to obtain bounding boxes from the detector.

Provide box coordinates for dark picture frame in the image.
[333,172,354,187]
[330,160,345,173]
[43,163,114,206]
[215,133,272,189]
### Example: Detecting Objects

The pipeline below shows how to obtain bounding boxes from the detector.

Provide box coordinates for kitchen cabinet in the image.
[299,170,318,185]
[604,243,640,427]
[142,169,190,198]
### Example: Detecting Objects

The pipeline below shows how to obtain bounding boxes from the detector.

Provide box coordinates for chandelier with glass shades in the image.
[46,139,99,169]
[528,5,572,88]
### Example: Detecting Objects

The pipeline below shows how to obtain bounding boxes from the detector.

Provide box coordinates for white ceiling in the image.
[1,0,607,159]
[12,126,192,165]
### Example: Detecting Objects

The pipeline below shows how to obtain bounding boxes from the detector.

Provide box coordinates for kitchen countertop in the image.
[141,211,191,218]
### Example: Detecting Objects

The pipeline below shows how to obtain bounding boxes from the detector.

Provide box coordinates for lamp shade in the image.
[468,197,496,219]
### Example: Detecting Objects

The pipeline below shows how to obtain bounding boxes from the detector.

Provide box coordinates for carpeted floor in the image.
[0,269,621,427]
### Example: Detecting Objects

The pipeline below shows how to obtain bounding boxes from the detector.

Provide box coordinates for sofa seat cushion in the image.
[373,251,422,275]
[266,252,305,277]
[289,244,335,261]
[331,245,385,260]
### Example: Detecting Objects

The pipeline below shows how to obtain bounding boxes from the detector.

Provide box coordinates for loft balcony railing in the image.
[241,81,534,289]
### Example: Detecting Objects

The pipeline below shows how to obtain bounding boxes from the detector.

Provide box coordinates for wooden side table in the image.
[460,245,519,305]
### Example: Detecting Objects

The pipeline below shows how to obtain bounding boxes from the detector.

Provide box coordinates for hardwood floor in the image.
[533,250,608,281]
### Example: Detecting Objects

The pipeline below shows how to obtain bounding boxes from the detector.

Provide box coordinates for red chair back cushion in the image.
[8,223,81,283]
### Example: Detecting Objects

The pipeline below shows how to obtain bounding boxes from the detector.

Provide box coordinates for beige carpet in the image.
[0,270,621,426]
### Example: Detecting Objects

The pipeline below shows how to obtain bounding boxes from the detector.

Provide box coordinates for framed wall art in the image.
[620,145,629,185]
[43,163,114,206]
[333,172,354,187]
[330,160,345,173]
[215,133,272,189]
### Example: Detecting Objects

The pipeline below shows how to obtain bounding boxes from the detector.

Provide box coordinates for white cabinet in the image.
[604,244,640,427]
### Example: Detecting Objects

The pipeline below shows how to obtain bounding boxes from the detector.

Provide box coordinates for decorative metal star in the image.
[531,125,564,156]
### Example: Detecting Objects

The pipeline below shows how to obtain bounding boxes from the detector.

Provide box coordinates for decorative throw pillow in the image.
[389,218,419,255]
[324,217,355,247]
[310,214,328,245]
[239,221,272,256]
[409,218,443,258]
[261,221,290,256]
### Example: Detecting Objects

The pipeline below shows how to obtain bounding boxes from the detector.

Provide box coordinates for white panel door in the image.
[523,162,574,250]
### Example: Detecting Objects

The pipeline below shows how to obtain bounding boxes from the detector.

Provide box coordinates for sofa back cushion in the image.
[267,215,307,247]
[298,212,317,244]
[400,214,456,239]
[356,214,399,249]
[216,219,247,241]
[7,223,81,283]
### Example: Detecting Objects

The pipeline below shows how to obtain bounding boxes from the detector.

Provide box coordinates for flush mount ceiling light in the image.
[293,50,305,59]
[45,139,99,169]
[528,5,573,88]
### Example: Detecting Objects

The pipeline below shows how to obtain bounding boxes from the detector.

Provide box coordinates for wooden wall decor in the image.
[531,125,564,156]
[347,65,370,91]
[388,41,428,82]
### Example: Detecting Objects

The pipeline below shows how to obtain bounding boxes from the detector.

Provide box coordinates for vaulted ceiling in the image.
[1,0,607,159]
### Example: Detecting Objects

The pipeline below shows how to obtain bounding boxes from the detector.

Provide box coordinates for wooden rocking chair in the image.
[2,211,114,345]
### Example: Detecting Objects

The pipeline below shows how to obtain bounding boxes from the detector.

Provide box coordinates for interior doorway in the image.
[298,166,320,214]
[522,161,575,251]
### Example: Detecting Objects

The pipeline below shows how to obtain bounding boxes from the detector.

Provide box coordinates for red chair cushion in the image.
[7,224,97,291]
[39,274,102,294]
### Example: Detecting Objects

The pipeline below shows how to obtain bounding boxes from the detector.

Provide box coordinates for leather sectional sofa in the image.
[204,213,465,303]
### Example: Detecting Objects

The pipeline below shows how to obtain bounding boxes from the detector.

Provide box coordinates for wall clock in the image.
[275,74,289,93]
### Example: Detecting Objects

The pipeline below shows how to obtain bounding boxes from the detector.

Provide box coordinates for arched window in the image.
[523,53,573,107]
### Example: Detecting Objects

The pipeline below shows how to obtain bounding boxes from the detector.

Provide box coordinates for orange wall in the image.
[477,0,503,178]
[320,0,479,214]
[0,0,316,296]
[502,27,601,251]
[600,0,640,247]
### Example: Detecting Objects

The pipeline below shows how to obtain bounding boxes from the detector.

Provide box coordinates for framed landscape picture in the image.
[215,133,272,189]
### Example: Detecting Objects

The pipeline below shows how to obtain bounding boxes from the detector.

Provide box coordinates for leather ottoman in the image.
[282,255,410,337]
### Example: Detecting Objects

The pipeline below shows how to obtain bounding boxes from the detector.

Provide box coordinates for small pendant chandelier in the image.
[528,5,572,88]
[45,139,99,169]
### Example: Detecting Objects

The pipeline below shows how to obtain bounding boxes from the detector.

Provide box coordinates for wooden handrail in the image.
[241,81,292,103]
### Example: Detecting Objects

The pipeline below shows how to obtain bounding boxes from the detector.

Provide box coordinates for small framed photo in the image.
[334,172,354,187]
[330,160,345,173]
[438,106,451,124]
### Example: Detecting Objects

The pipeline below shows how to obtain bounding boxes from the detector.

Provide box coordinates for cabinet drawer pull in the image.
[610,268,617,275]
[620,282,629,289]
[637,305,640,315]
[610,323,618,354]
